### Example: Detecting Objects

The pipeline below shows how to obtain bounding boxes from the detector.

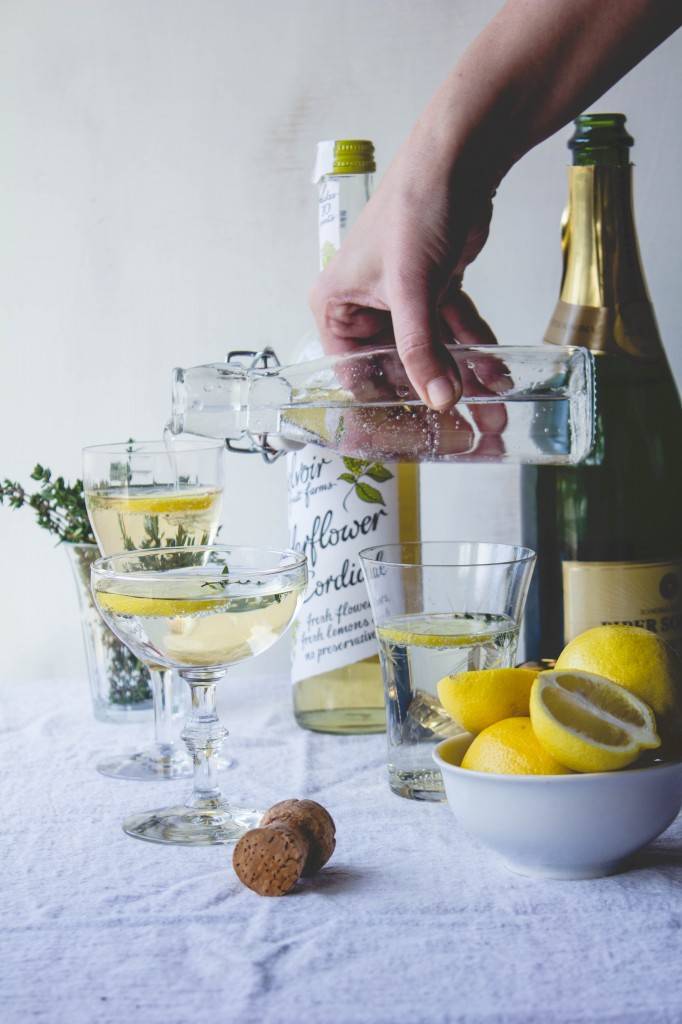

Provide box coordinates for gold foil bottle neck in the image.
[545,164,662,360]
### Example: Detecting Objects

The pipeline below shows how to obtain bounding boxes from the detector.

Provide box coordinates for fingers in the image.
[449,346,513,403]
[333,347,405,405]
[390,278,462,411]
[330,405,476,461]
[310,293,393,357]
[448,349,509,438]
[440,291,509,437]
[439,289,497,346]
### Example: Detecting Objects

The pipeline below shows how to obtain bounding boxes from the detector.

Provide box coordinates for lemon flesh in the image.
[87,489,219,515]
[555,626,682,732]
[530,670,660,773]
[461,717,572,775]
[437,668,537,734]
[378,616,500,649]
[95,591,227,618]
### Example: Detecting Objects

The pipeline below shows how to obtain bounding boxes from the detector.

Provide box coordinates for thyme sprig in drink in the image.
[85,486,222,555]
[96,572,302,668]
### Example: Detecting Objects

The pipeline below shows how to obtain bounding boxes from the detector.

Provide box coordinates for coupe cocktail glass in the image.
[360,542,536,801]
[83,439,225,780]
[91,545,308,845]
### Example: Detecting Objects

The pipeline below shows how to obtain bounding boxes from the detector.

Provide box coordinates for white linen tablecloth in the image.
[2,671,682,1024]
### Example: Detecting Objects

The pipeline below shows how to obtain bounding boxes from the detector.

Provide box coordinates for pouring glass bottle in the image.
[171,342,595,465]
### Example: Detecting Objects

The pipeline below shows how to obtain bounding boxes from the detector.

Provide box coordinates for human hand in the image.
[287,345,509,461]
[310,0,682,413]
[309,139,500,413]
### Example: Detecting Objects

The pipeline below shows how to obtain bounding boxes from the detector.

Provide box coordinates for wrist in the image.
[400,118,509,208]
[405,95,517,201]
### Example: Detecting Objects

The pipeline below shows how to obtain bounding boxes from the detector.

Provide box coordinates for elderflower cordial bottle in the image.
[523,114,682,660]
[289,140,420,734]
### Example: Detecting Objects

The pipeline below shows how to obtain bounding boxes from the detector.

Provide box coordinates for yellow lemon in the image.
[378,619,486,649]
[461,717,571,775]
[555,625,682,740]
[437,668,537,734]
[90,488,220,514]
[530,669,660,773]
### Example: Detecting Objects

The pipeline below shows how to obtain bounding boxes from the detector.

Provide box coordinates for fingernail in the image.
[426,376,457,409]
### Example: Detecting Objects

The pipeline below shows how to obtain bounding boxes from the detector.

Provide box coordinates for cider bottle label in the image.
[562,559,682,654]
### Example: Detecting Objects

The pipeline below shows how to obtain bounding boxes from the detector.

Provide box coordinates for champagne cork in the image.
[233,799,336,897]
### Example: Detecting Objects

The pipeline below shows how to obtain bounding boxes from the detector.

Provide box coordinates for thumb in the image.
[390,280,461,411]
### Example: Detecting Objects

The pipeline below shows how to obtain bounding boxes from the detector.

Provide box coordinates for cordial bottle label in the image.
[563,559,682,653]
[288,449,400,683]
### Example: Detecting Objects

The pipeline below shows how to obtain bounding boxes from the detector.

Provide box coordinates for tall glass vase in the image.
[65,542,153,723]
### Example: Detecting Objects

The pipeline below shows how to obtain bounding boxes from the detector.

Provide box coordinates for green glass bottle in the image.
[523,114,682,659]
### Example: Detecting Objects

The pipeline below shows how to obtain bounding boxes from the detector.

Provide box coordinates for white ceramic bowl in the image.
[434,735,682,879]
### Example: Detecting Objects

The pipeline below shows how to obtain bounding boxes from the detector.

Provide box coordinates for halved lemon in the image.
[530,670,661,773]
[555,625,682,741]
[437,667,537,734]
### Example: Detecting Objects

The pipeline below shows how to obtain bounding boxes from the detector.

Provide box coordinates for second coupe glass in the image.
[83,438,225,780]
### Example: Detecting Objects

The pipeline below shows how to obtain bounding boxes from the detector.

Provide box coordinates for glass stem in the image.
[149,667,176,756]
[181,672,228,808]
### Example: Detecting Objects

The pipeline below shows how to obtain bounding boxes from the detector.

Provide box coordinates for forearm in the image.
[413,0,681,183]
[311,0,680,404]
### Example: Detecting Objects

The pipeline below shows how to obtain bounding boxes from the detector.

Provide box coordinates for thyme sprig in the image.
[201,564,231,592]
[0,465,95,544]
[201,565,283,608]
[1,465,151,705]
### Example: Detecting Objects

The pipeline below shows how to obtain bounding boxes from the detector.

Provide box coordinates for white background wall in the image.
[1,0,680,685]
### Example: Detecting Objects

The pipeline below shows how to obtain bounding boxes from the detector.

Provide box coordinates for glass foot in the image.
[96,749,235,781]
[122,801,261,845]
[388,764,446,802]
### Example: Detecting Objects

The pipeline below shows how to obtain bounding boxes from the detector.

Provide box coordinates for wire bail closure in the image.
[223,348,284,463]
